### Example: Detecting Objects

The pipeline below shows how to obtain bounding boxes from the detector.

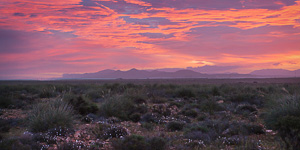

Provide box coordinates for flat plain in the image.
[0,78,300,149]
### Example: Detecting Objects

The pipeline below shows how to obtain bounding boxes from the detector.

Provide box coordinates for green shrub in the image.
[39,86,57,98]
[27,99,75,132]
[65,95,99,115]
[200,99,224,114]
[140,113,159,123]
[100,95,134,120]
[100,95,147,121]
[222,122,265,136]
[141,122,154,131]
[235,104,257,114]
[175,88,195,98]
[0,134,42,150]
[166,121,185,131]
[112,134,148,150]
[211,86,220,96]
[229,93,263,106]
[86,88,102,100]
[147,137,167,150]
[0,118,21,133]
[182,109,198,118]
[264,95,300,150]
[129,113,141,122]
[184,123,208,133]
[0,95,12,108]
[197,113,207,121]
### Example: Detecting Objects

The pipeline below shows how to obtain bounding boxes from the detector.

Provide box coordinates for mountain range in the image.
[62,68,246,79]
[250,69,300,77]
[62,67,300,79]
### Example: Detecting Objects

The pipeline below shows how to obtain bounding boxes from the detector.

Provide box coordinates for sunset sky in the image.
[0,0,300,79]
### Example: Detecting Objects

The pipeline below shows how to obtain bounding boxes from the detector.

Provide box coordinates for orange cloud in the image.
[0,0,300,79]
[123,0,152,6]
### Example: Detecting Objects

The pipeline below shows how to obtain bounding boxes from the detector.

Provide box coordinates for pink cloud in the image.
[0,0,300,79]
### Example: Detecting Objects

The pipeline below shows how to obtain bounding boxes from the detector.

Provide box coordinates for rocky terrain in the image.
[0,80,299,149]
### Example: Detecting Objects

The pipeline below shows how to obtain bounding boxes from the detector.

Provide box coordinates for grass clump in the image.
[264,95,300,150]
[39,86,57,98]
[27,99,75,132]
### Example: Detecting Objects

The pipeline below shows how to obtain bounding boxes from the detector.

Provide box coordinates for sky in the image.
[0,0,300,79]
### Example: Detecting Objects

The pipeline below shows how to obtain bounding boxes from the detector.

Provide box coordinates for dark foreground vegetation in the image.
[0,79,300,149]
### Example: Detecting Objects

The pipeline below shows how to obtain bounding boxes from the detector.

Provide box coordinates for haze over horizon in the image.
[1,0,300,79]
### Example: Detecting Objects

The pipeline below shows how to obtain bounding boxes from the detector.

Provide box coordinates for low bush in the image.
[200,99,224,114]
[65,95,99,115]
[0,95,13,108]
[39,86,57,98]
[140,113,159,123]
[229,93,263,107]
[141,122,155,131]
[152,104,171,116]
[100,95,134,120]
[211,86,220,96]
[235,104,258,115]
[264,95,300,150]
[0,118,20,133]
[166,121,185,131]
[0,134,42,150]
[198,119,230,135]
[184,123,208,133]
[147,137,167,150]
[100,95,147,121]
[129,113,141,122]
[112,135,167,150]
[197,113,207,121]
[27,99,75,132]
[223,122,265,136]
[175,88,195,98]
[182,109,198,118]
[112,134,148,150]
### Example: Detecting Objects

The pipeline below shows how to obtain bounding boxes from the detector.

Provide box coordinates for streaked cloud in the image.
[0,0,299,79]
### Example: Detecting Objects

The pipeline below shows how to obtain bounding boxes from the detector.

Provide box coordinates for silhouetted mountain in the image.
[250,69,300,77]
[62,68,256,79]
[151,65,239,74]
[186,65,239,74]
[151,68,183,72]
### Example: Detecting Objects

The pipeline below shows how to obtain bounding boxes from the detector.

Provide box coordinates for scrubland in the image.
[0,79,300,150]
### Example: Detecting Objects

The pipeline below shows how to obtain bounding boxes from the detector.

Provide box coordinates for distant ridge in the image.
[250,69,300,77]
[62,68,256,79]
